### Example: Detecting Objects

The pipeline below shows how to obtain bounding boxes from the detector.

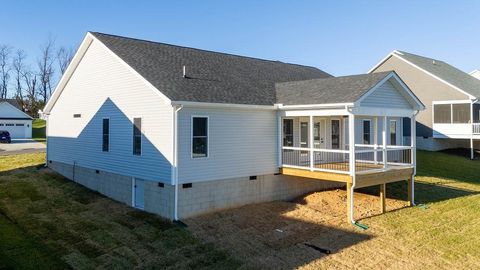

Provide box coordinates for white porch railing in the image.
[282,147,350,174]
[473,123,480,134]
[282,145,413,175]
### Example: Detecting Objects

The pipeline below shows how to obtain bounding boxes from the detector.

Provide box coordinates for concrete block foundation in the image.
[49,161,343,220]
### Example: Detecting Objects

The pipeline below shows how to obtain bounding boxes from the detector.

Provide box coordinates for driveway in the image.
[0,139,46,156]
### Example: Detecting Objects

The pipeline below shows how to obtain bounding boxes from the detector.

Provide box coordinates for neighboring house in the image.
[470,70,480,80]
[43,32,424,222]
[369,50,480,159]
[0,99,32,139]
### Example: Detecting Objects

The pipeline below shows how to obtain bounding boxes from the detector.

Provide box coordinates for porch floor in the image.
[314,161,383,172]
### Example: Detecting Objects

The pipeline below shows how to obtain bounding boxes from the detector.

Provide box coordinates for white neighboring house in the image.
[43,32,424,222]
[470,70,480,80]
[0,99,32,139]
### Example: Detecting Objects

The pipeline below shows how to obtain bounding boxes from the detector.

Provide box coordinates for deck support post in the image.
[407,176,414,206]
[379,183,386,214]
[346,182,353,222]
[382,116,388,169]
[470,138,474,160]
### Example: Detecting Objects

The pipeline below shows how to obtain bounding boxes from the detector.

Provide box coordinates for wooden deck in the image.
[280,163,414,189]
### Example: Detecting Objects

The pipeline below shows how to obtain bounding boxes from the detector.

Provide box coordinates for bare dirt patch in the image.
[294,189,408,220]
[186,188,408,270]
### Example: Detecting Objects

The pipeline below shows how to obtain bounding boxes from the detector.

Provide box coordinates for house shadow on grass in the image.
[185,201,372,270]
[358,180,479,205]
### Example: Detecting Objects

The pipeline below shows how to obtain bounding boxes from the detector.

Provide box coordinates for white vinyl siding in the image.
[177,107,277,183]
[48,40,173,183]
[360,80,411,109]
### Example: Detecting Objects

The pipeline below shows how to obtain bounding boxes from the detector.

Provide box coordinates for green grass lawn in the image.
[32,119,46,142]
[355,150,480,269]
[0,150,479,269]
[0,153,241,269]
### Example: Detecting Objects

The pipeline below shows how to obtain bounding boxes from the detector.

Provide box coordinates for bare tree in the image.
[23,70,38,116]
[57,46,74,75]
[37,38,55,103]
[12,49,26,107]
[0,45,11,99]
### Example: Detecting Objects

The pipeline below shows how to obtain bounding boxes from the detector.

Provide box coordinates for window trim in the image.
[132,117,142,156]
[389,119,397,146]
[102,117,110,152]
[362,119,372,145]
[191,115,209,159]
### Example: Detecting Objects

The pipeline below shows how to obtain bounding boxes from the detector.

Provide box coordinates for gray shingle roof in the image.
[91,32,332,106]
[0,99,21,110]
[276,72,392,105]
[395,50,480,98]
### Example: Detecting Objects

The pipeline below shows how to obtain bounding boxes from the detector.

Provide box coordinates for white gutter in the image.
[172,104,183,221]
[277,102,354,110]
[171,100,276,110]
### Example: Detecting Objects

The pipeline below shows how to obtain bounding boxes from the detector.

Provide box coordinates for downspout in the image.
[172,104,183,221]
[44,112,50,167]
[347,105,356,224]
[410,109,420,206]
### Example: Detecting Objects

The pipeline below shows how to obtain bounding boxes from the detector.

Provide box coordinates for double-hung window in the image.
[192,117,208,158]
[102,118,109,152]
[133,118,142,156]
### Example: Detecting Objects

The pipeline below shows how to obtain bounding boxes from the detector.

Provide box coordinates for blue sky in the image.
[1,0,479,76]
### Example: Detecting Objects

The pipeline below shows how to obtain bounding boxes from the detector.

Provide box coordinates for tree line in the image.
[0,38,74,117]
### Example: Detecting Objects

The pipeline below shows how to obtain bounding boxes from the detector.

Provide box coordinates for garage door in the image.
[0,123,28,139]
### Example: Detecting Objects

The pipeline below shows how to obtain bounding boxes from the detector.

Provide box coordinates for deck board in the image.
[281,163,413,188]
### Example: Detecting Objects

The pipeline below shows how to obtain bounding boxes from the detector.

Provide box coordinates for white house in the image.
[43,32,424,223]
[0,99,32,139]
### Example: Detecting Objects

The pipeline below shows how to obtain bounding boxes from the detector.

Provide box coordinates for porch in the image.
[274,71,424,223]
[278,111,417,222]
[432,100,480,159]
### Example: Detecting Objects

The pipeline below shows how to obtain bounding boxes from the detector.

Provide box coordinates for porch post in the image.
[470,100,474,160]
[277,113,282,168]
[348,114,356,175]
[410,115,416,172]
[382,116,388,169]
[374,116,378,164]
[309,115,314,171]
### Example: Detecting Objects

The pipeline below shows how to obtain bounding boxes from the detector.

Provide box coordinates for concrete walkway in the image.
[0,139,46,156]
